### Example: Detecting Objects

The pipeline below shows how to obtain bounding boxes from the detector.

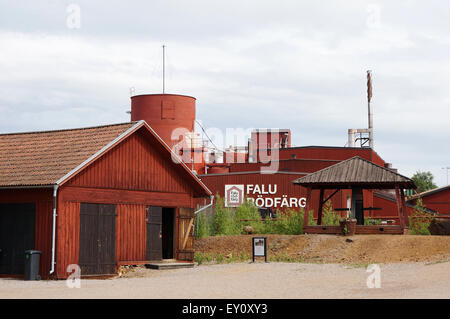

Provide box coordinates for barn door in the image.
[146,206,162,261]
[0,203,35,274]
[177,208,194,261]
[79,203,116,275]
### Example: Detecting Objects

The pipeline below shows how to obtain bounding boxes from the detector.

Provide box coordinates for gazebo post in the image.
[317,188,324,225]
[395,186,405,229]
[303,186,312,228]
[400,188,409,228]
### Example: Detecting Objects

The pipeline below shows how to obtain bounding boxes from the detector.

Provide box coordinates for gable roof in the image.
[0,121,211,197]
[408,185,450,200]
[292,156,416,189]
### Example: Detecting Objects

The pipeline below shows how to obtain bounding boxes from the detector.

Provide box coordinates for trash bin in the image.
[24,250,41,281]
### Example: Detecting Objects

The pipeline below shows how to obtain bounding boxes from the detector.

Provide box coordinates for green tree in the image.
[411,171,437,193]
[409,198,432,235]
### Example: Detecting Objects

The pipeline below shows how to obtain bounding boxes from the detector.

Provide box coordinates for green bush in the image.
[194,252,204,265]
[271,208,305,234]
[235,199,264,233]
[195,211,212,238]
[213,194,240,235]
[321,201,340,226]
[364,218,382,226]
[260,208,314,235]
[216,253,225,263]
[409,198,432,235]
[209,194,319,236]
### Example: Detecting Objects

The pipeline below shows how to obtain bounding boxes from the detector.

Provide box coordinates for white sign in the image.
[225,184,244,207]
[254,238,265,256]
[224,183,306,208]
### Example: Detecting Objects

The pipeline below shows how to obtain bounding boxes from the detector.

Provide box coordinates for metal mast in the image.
[162,44,166,94]
[367,70,374,149]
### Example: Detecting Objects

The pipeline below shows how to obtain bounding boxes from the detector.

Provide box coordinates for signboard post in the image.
[252,237,267,263]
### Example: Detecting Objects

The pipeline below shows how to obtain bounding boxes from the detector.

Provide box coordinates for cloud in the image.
[0,0,449,185]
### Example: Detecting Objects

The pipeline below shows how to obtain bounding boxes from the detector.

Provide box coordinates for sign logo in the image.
[224,183,306,209]
[225,184,244,207]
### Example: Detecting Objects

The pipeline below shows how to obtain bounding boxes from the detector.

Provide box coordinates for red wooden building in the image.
[408,185,450,215]
[198,146,411,223]
[0,121,211,279]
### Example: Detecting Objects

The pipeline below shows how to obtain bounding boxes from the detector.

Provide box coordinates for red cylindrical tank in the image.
[131,94,196,148]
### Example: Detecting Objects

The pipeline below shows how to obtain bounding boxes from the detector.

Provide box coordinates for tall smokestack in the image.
[367,70,374,149]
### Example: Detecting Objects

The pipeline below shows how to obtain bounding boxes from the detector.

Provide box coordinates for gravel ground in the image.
[1,261,450,299]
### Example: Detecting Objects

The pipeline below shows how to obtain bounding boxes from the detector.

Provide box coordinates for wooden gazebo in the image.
[292,156,417,235]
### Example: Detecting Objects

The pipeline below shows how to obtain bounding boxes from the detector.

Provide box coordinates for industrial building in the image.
[127,93,422,225]
[0,87,432,278]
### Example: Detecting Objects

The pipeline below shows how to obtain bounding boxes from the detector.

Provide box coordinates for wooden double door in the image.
[79,203,116,275]
[0,203,35,275]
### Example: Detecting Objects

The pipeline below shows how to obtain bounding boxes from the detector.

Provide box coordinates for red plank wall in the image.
[55,130,196,278]
[66,130,193,194]
[409,189,450,215]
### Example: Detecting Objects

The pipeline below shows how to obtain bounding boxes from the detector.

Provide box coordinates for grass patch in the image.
[194,251,252,265]
[425,258,450,266]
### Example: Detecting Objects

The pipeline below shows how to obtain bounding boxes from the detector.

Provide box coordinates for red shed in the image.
[408,185,450,215]
[0,121,211,279]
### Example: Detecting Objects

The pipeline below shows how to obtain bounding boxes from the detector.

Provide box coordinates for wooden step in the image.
[145,262,194,270]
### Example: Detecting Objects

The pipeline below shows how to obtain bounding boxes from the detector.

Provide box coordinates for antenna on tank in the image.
[162,44,166,94]
[367,70,374,149]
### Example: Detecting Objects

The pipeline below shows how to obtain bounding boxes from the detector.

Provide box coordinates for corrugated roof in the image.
[292,156,416,189]
[0,122,137,187]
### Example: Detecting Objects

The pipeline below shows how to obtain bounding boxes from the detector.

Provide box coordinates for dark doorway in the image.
[79,203,116,275]
[146,207,175,261]
[146,206,162,261]
[355,200,364,225]
[162,208,175,259]
[0,203,35,275]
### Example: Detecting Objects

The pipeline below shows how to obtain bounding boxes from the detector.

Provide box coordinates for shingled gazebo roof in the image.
[292,156,416,189]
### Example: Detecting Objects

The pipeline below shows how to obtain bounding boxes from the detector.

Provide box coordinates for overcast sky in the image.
[0,0,449,186]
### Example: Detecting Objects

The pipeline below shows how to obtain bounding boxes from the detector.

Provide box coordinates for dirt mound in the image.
[195,234,450,264]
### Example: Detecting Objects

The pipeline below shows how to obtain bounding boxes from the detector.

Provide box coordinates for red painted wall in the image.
[54,129,199,278]
[409,188,450,215]
[253,146,385,167]
[227,158,340,173]
[197,172,350,218]
[373,192,415,224]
